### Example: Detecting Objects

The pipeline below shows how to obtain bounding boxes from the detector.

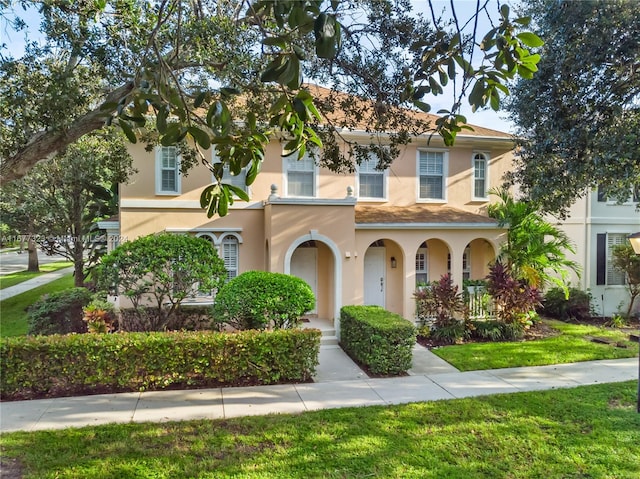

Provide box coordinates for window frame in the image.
[155,146,181,195]
[282,149,318,198]
[415,246,428,285]
[212,150,251,198]
[472,152,489,201]
[416,149,448,202]
[356,153,388,201]
[606,233,627,286]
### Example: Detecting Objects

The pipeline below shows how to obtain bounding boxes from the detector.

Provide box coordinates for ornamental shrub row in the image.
[340,305,416,375]
[0,329,321,400]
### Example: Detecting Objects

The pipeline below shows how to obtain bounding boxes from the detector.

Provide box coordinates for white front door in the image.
[364,247,385,307]
[291,247,317,313]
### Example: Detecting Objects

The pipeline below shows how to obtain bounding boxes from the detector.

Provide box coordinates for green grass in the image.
[0,261,73,289]
[433,319,639,371]
[1,382,638,478]
[0,274,75,337]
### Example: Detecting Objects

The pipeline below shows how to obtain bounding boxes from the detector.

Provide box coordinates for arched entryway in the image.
[413,239,451,286]
[462,238,496,281]
[284,234,341,322]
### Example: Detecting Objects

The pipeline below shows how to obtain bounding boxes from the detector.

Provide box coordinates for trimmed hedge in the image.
[340,305,416,375]
[0,329,321,400]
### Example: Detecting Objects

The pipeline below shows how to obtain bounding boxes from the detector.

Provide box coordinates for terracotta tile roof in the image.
[306,84,512,139]
[355,205,498,225]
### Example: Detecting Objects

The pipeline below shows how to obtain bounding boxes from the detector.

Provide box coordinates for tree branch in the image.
[0,81,135,185]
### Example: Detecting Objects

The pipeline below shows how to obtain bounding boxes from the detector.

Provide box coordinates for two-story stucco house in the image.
[555,188,640,318]
[116,95,517,335]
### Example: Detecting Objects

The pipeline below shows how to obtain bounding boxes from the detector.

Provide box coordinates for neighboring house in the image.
[117,89,515,336]
[556,187,640,317]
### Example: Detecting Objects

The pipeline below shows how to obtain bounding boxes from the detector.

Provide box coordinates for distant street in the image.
[0,250,68,275]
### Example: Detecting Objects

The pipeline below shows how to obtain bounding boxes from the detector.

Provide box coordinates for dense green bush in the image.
[542,287,592,321]
[94,233,226,331]
[27,288,93,335]
[213,271,315,330]
[0,329,321,400]
[340,305,416,375]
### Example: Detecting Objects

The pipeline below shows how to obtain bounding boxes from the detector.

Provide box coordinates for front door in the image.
[364,247,385,307]
[291,247,317,314]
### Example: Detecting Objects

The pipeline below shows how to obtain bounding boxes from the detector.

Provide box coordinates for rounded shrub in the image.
[542,287,592,321]
[213,271,315,330]
[28,287,93,335]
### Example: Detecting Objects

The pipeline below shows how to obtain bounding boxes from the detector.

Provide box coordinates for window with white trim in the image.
[415,244,428,285]
[156,146,180,195]
[607,233,627,285]
[222,165,248,194]
[358,155,385,199]
[473,153,488,199]
[284,151,316,197]
[418,150,446,200]
[463,246,471,281]
[213,150,249,195]
[221,236,239,280]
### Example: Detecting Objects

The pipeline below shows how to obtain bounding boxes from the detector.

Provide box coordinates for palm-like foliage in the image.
[488,188,581,295]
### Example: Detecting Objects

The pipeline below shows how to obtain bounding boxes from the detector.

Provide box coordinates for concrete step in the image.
[320,335,339,346]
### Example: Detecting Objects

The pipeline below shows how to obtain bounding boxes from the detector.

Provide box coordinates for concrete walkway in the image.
[0,266,75,301]
[1,352,636,433]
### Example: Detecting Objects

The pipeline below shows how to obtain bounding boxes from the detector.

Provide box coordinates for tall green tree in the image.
[1,0,542,216]
[0,133,134,285]
[505,0,640,216]
[487,188,581,295]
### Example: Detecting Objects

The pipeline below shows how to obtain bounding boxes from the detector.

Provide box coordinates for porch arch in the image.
[284,232,342,335]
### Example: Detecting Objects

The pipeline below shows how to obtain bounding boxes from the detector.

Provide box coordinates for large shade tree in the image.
[505,0,640,216]
[0,133,134,286]
[0,0,542,216]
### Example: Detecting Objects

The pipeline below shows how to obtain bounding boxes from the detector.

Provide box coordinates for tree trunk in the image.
[27,237,39,272]
[73,240,85,288]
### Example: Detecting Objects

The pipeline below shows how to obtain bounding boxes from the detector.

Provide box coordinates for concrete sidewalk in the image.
[0,266,74,301]
[1,352,636,433]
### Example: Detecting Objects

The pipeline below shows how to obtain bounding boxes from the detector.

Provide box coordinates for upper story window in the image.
[418,150,446,201]
[213,150,249,196]
[358,155,386,200]
[284,150,316,197]
[473,153,489,200]
[222,165,249,197]
[597,184,640,203]
[155,146,181,195]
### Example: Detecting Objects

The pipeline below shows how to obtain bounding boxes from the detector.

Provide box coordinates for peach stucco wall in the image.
[119,134,513,321]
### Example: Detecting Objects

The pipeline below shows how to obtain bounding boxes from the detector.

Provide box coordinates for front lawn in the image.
[0,274,75,337]
[1,381,638,478]
[0,261,73,290]
[432,319,639,371]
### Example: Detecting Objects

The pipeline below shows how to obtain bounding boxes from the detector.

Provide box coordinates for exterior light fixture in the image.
[390,257,397,269]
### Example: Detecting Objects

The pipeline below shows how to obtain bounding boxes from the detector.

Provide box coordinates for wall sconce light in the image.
[390,256,397,269]
[628,232,640,254]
